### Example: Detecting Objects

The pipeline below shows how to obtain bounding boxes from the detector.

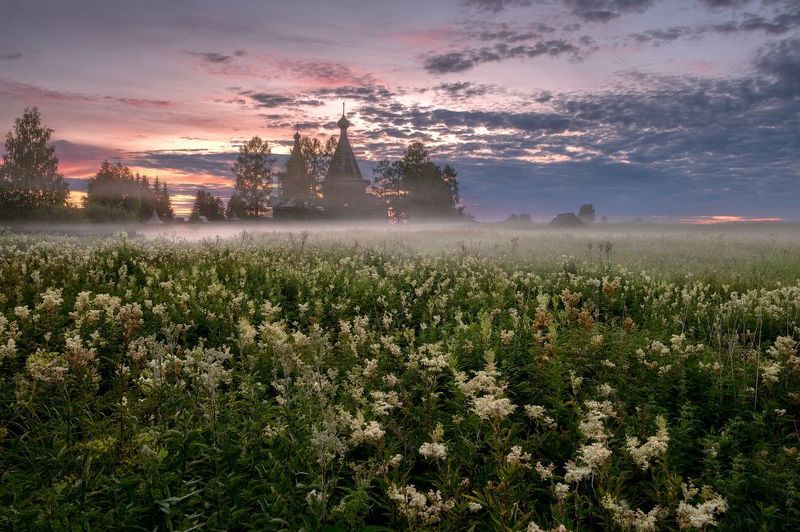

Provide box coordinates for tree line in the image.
[2,107,464,222]
[84,161,174,221]
[0,107,176,222]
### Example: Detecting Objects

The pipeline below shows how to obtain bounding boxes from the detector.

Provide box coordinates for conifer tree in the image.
[232,136,274,218]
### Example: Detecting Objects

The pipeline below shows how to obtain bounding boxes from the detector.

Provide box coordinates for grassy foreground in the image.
[0,228,798,530]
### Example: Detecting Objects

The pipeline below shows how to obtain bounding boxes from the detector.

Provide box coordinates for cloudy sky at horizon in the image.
[0,0,798,220]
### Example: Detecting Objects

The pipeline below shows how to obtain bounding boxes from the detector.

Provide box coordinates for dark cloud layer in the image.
[248,93,294,108]
[424,39,583,73]
[465,0,790,27]
[699,0,752,7]
[431,81,506,99]
[471,21,556,41]
[460,0,533,13]
[628,6,800,46]
[280,60,372,85]
[562,0,658,23]
[236,89,325,109]
[186,50,246,63]
[754,37,800,97]
[125,150,240,177]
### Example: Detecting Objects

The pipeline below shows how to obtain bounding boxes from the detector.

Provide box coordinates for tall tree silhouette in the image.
[0,107,69,218]
[374,142,463,219]
[158,181,174,220]
[85,161,135,220]
[232,136,274,218]
[300,135,337,197]
[190,189,225,221]
[226,193,245,219]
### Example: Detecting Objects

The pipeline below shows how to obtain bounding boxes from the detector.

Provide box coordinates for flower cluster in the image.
[626,416,670,471]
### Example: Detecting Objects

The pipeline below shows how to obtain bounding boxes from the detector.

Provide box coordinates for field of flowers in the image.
[0,227,798,530]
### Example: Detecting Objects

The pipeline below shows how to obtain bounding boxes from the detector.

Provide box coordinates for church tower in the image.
[322,105,383,217]
[281,127,313,205]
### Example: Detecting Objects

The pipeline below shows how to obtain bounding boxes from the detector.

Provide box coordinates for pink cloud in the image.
[0,78,173,107]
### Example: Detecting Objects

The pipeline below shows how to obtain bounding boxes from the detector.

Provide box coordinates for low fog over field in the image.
[5,220,800,280]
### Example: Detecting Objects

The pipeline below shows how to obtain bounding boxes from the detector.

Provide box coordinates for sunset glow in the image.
[680,215,785,225]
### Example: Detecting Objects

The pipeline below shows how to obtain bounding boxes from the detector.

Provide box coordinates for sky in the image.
[0,0,798,221]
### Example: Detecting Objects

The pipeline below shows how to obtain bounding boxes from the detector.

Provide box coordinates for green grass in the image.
[0,226,798,530]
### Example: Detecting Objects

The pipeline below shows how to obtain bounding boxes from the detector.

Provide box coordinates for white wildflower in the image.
[37,287,63,313]
[419,442,447,461]
[553,482,570,502]
[363,358,379,378]
[598,383,615,397]
[761,360,781,385]
[578,442,612,470]
[626,416,670,471]
[472,395,517,421]
[370,390,402,416]
[563,461,592,484]
[0,338,16,360]
[350,412,385,445]
[525,404,556,427]
[237,318,257,347]
[505,445,532,469]
[535,461,555,480]
[26,349,68,385]
[388,484,455,525]
[419,423,447,461]
[676,483,728,529]
[602,494,663,532]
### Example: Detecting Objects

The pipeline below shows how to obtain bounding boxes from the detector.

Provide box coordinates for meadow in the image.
[0,223,798,530]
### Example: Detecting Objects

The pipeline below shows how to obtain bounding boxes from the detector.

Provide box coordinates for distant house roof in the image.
[548,212,584,227]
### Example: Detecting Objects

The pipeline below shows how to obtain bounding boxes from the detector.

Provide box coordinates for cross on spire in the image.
[336,102,351,130]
